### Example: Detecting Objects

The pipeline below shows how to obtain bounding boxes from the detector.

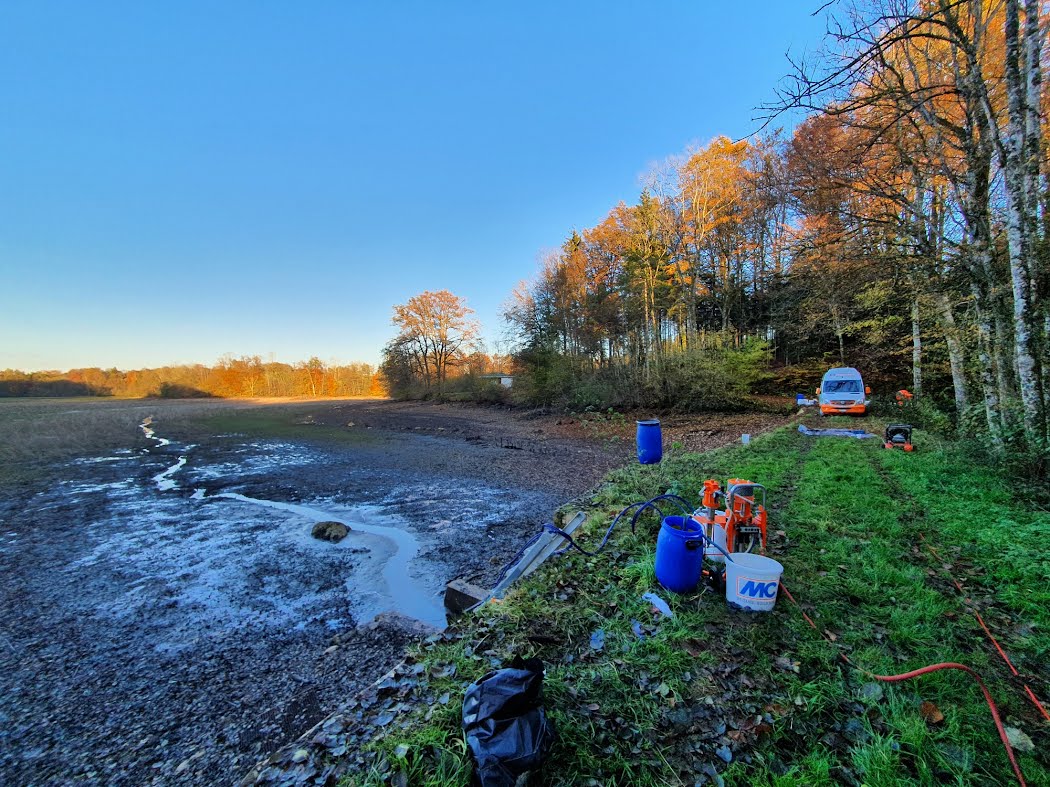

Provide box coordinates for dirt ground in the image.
[0,398,787,785]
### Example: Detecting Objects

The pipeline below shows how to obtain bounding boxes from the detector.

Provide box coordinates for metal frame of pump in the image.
[691,478,768,559]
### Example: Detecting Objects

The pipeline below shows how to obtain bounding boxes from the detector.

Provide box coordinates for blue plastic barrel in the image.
[636,419,662,464]
[654,515,705,594]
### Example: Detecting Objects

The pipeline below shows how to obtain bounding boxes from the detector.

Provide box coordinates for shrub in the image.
[154,383,213,399]
[651,338,773,411]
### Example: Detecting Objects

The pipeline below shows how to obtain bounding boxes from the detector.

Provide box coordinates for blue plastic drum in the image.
[654,515,705,594]
[636,419,662,464]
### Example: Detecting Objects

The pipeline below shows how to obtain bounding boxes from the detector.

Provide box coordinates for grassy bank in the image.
[0,397,180,491]
[339,423,1048,786]
[182,403,383,448]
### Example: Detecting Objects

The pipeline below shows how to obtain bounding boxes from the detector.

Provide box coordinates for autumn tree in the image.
[383,290,481,393]
[766,0,1047,450]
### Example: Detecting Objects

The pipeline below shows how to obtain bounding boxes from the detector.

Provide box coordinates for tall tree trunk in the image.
[972,281,1005,449]
[1000,0,1044,440]
[992,307,1016,424]
[1022,0,1043,293]
[934,292,969,416]
[830,302,846,365]
[911,297,922,396]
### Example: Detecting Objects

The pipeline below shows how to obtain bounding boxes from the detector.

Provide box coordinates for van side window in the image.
[824,380,861,393]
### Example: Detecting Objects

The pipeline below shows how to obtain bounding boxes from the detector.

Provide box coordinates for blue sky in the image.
[1,2,827,371]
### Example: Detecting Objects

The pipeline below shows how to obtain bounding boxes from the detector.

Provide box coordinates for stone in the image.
[367,611,443,636]
[443,578,487,615]
[311,521,350,543]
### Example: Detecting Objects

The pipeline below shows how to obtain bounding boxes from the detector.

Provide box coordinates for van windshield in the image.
[824,379,861,393]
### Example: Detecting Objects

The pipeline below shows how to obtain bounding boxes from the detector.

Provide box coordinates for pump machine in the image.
[692,478,768,558]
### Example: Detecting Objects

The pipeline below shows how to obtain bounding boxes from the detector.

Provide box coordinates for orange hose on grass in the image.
[778,582,1027,787]
[920,536,1050,723]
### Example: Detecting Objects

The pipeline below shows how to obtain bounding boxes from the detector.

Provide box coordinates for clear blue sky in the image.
[1,2,827,372]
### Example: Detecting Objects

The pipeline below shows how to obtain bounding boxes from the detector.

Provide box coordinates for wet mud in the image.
[0,401,630,785]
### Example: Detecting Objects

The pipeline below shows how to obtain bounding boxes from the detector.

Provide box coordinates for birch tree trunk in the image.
[998,0,1044,441]
[911,297,922,396]
[993,306,1017,415]
[934,292,969,415]
[972,282,1005,450]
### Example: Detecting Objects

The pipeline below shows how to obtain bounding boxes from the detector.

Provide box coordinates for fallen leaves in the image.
[919,700,944,725]
[857,682,884,703]
[1005,726,1035,754]
[683,638,706,658]
[589,629,606,652]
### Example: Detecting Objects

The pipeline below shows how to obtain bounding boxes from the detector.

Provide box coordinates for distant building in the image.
[479,373,514,388]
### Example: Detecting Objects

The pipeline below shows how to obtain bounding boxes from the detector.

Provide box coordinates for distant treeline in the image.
[0,356,381,399]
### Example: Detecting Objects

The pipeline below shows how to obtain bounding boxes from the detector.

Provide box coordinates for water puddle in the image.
[209,492,444,627]
[152,457,187,491]
[135,418,446,629]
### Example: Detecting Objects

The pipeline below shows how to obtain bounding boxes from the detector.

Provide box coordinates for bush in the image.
[566,376,622,410]
[154,383,213,399]
[508,337,774,412]
[650,338,773,411]
[870,394,952,434]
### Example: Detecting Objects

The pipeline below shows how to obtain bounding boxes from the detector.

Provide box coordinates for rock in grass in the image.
[311,521,350,543]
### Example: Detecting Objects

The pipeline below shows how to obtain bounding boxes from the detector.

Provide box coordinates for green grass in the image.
[187,405,382,447]
[0,397,377,493]
[335,423,1048,786]
[0,397,227,491]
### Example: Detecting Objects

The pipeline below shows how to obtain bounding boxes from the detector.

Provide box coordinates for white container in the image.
[725,553,783,611]
[741,433,751,445]
[704,522,729,563]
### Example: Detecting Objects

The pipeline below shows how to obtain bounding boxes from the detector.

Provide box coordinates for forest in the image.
[0,357,379,399]
[489,0,1048,460]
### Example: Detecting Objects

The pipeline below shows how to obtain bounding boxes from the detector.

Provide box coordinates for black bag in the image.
[461,656,555,787]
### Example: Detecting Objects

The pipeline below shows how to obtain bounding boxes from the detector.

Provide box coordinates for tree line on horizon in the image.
[0,357,381,399]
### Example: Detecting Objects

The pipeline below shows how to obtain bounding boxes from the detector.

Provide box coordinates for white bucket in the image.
[725,553,783,611]
[704,522,728,563]
[741,433,751,445]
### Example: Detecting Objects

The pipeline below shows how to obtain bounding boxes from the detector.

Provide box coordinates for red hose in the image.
[920,536,1050,723]
[779,582,1028,787]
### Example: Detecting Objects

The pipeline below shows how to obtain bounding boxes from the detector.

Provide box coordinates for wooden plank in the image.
[484,511,586,603]
[520,511,587,579]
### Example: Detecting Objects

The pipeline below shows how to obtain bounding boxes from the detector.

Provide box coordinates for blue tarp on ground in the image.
[798,424,878,439]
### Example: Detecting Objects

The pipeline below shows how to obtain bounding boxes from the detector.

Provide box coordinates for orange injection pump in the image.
[692,478,769,558]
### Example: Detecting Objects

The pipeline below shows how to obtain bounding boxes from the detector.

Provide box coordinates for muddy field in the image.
[0,399,785,785]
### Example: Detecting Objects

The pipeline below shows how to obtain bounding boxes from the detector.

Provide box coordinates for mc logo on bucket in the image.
[736,576,779,600]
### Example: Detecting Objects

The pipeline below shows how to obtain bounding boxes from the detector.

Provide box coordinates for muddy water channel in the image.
[0,402,625,785]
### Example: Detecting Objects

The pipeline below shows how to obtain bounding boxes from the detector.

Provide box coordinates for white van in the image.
[816,367,870,416]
